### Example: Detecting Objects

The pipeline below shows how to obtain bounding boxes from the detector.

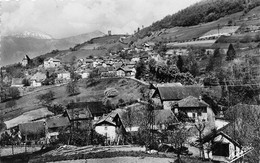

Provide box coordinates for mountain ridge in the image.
[0,30,105,66]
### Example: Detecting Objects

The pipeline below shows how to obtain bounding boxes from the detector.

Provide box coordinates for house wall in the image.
[58,73,70,80]
[22,60,28,66]
[95,125,116,141]
[203,135,242,161]
[81,72,90,79]
[117,70,125,77]
[207,107,215,127]
[31,80,42,87]
[162,101,175,110]
[186,112,207,121]
[44,59,60,68]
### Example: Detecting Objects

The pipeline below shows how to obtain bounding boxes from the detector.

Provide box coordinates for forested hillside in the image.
[138,0,260,38]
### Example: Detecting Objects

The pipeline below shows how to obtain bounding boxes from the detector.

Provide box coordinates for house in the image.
[200,131,253,163]
[116,68,126,77]
[152,85,203,110]
[66,102,107,129]
[95,111,126,145]
[131,57,140,63]
[57,70,70,80]
[21,55,31,66]
[30,72,46,87]
[11,78,24,87]
[19,121,45,143]
[174,96,215,123]
[44,58,61,68]
[98,67,109,77]
[143,42,155,51]
[45,115,70,143]
[80,69,91,79]
[151,54,163,62]
[55,70,70,84]
[211,43,232,54]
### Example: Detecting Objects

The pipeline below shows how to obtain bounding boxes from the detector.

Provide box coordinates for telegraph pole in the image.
[217,24,220,37]
[0,66,3,102]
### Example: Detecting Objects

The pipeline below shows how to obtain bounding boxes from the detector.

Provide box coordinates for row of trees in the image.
[135,57,197,85]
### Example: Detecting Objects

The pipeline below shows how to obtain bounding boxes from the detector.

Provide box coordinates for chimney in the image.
[219,106,224,118]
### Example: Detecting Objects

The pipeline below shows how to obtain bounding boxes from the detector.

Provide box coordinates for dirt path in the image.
[47,157,175,163]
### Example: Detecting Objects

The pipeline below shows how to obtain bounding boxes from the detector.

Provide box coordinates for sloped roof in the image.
[201,131,241,148]
[11,78,24,86]
[95,109,125,129]
[153,86,203,101]
[177,96,209,108]
[66,102,107,121]
[211,43,231,49]
[98,67,108,73]
[117,67,133,72]
[31,72,46,82]
[22,55,30,61]
[44,57,60,62]
[154,109,178,125]
[46,115,70,128]
[19,121,45,135]
[95,112,118,126]
[66,107,92,121]
[85,59,94,63]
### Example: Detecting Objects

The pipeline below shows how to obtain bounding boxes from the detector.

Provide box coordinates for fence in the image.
[0,144,42,157]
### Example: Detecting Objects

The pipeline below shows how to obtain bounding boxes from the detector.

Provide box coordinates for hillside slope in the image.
[126,5,260,45]
[0,78,146,122]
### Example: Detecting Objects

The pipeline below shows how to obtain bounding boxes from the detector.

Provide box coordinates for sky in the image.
[2,0,201,39]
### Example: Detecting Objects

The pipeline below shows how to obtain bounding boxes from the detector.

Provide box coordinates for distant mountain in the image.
[11,31,53,40]
[0,31,105,66]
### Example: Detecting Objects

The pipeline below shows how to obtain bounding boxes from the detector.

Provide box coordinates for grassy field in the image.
[0,78,147,122]
[29,147,209,163]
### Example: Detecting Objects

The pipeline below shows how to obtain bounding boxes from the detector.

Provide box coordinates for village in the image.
[1,0,260,162]
[1,22,259,163]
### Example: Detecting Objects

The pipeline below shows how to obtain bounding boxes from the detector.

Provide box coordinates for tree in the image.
[195,121,206,159]
[135,60,146,79]
[226,44,236,61]
[122,107,134,132]
[37,90,55,107]
[22,78,30,87]
[206,48,222,72]
[42,72,57,85]
[48,104,64,115]
[167,123,189,163]
[8,87,20,100]
[5,100,16,109]
[177,55,184,72]
[66,81,80,96]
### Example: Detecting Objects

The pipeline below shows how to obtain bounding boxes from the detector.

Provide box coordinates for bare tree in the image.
[195,120,206,159]
[168,123,189,163]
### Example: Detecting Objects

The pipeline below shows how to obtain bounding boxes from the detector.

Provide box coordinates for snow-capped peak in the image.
[12,31,53,39]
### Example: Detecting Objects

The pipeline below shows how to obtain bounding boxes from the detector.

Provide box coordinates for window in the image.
[192,113,196,118]
[105,126,107,130]
[198,112,202,116]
